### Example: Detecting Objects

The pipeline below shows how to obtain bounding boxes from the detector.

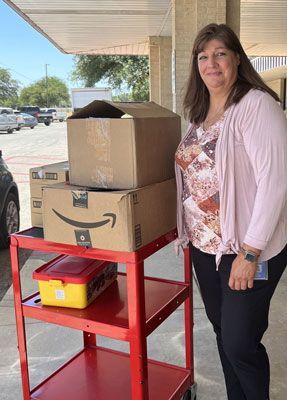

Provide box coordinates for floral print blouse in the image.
[175,113,227,254]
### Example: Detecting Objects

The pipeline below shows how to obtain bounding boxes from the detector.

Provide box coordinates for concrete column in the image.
[149,37,160,105]
[172,0,227,132]
[266,78,286,108]
[149,36,172,110]
[226,0,241,37]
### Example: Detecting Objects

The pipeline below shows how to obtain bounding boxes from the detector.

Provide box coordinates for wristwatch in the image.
[239,247,259,263]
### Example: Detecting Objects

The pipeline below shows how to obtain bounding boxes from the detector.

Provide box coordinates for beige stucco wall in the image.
[172,0,227,132]
[149,0,242,132]
[149,36,172,111]
[266,78,286,108]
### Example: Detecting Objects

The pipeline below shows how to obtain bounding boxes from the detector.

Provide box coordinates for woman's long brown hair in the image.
[183,23,280,123]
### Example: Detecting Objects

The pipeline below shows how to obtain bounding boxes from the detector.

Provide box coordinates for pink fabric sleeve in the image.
[241,92,287,250]
[174,123,193,254]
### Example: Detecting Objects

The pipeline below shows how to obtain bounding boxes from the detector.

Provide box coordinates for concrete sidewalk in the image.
[0,244,286,400]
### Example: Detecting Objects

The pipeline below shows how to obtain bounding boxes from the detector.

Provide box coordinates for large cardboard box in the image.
[29,161,69,227]
[30,161,69,198]
[67,101,181,189]
[42,179,176,252]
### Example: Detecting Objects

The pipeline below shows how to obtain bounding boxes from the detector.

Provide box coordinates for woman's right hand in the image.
[229,253,257,290]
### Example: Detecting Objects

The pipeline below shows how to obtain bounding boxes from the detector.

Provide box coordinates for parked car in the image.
[46,108,66,122]
[0,107,18,134]
[13,110,25,131]
[14,112,38,129]
[19,106,53,126]
[0,150,20,248]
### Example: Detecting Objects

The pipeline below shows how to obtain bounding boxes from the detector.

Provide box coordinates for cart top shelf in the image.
[10,227,178,263]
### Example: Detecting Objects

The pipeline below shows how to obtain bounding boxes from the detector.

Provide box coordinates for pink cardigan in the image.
[175,89,287,266]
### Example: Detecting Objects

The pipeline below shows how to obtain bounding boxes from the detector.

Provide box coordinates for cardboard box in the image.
[31,213,43,227]
[42,179,176,252]
[67,101,181,189]
[30,161,69,226]
[30,161,69,198]
[31,197,43,227]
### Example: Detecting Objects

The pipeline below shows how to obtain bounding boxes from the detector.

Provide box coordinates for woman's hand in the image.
[228,253,258,290]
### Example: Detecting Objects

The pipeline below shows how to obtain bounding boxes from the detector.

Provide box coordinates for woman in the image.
[175,23,287,400]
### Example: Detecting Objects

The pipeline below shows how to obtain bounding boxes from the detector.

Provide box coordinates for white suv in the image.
[47,108,66,122]
[0,107,18,133]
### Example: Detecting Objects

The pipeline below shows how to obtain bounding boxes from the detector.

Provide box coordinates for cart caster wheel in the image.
[181,390,191,400]
[181,389,197,400]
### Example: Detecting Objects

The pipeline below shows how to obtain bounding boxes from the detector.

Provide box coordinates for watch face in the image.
[245,252,256,262]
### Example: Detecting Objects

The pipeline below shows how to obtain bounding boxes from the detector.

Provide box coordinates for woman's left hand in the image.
[229,253,257,290]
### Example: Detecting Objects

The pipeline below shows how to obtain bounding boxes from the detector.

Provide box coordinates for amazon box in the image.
[30,161,69,198]
[42,179,176,252]
[67,101,181,189]
[30,161,69,227]
[31,197,43,227]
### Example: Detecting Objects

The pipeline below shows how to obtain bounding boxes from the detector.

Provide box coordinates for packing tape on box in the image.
[91,166,113,188]
[86,119,111,162]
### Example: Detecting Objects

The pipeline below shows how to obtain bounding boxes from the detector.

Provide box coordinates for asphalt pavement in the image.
[0,122,68,300]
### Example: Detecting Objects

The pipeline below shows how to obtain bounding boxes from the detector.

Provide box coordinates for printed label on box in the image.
[72,191,88,208]
[134,224,142,248]
[75,230,92,247]
[55,289,65,300]
[33,200,42,209]
[87,263,117,300]
[45,172,58,180]
[32,171,43,179]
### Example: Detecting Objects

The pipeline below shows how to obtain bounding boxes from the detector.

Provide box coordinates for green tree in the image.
[19,76,70,107]
[0,67,20,107]
[72,55,149,101]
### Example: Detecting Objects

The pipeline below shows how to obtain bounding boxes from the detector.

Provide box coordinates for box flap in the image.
[43,182,136,200]
[68,100,179,119]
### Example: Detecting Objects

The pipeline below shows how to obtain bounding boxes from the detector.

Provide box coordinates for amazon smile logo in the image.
[52,209,116,229]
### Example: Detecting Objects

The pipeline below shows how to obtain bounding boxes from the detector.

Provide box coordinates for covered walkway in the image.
[4,0,287,122]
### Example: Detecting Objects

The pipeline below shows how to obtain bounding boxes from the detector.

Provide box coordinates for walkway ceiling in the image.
[4,0,287,57]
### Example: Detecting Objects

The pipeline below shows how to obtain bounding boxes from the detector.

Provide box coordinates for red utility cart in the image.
[10,227,197,399]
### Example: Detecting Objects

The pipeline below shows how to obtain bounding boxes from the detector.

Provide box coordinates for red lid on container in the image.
[33,255,112,284]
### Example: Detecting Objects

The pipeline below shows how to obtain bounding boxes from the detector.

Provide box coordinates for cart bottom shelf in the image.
[30,346,190,400]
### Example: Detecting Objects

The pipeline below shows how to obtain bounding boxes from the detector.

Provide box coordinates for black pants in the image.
[190,242,287,400]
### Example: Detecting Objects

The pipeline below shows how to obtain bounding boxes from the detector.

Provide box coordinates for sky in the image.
[0,1,76,90]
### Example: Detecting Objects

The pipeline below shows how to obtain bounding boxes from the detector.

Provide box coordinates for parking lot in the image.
[1,122,68,228]
[0,122,68,300]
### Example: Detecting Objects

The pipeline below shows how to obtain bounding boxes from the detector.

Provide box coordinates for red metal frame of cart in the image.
[10,227,195,400]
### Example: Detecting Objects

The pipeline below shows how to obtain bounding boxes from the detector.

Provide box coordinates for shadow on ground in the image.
[0,247,33,301]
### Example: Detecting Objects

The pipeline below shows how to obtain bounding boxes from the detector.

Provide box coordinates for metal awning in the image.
[3,0,287,57]
[241,0,287,57]
[4,0,172,55]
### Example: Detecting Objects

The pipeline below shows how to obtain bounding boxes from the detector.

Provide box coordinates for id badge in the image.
[254,261,268,280]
